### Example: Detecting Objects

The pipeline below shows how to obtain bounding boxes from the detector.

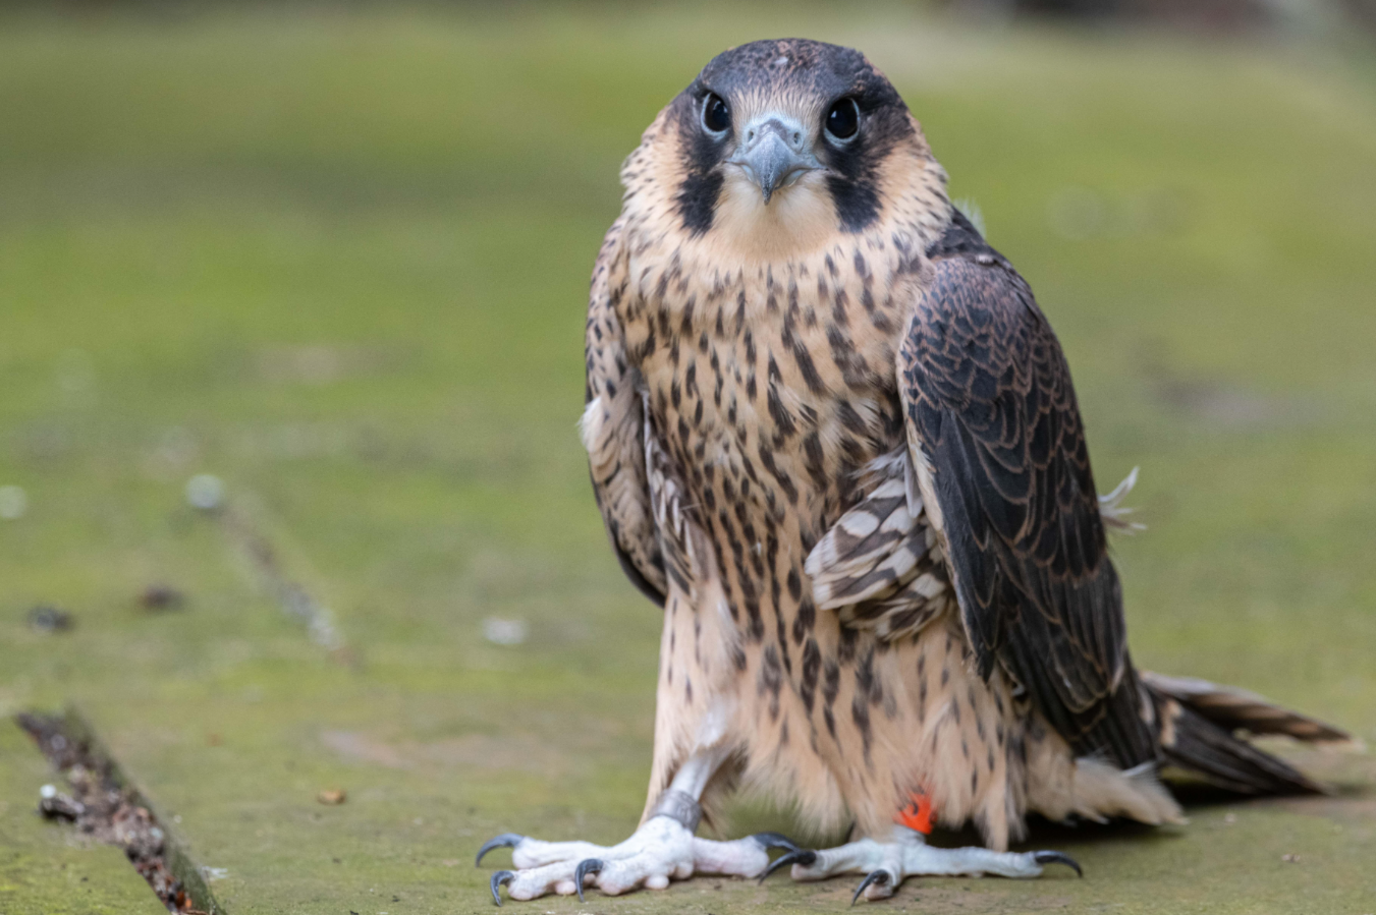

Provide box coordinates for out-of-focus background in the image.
[2,2,1374,913]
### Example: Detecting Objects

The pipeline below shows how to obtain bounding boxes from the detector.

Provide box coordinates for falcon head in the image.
[635,39,941,262]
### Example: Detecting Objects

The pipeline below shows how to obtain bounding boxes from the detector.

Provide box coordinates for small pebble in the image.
[140,585,186,611]
[37,786,83,820]
[0,485,27,520]
[28,605,74,633]
[185,474,225,511]
[482,617,527,646]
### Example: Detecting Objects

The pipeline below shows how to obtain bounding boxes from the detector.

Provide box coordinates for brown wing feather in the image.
[899,218,1158,769]
[582,219,668,606]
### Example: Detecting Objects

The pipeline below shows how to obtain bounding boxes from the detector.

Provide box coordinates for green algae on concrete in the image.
[1,5,1375,914]
[0,719,166,915]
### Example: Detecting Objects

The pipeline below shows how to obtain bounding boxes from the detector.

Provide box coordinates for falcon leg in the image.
[764,826,1081,903]
[478,746,799,905]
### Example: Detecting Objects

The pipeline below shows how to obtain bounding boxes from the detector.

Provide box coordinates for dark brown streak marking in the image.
[800,639,822,713]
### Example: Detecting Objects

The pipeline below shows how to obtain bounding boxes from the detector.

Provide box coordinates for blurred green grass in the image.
[1,5,1374,913]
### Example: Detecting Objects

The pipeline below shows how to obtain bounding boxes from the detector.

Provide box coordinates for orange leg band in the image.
[895,791,935,835]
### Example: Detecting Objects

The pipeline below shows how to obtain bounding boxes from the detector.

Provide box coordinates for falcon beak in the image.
[728,115,820,205]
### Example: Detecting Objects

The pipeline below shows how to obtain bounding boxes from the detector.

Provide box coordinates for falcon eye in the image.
[825,98,859,142]
[702,93,731,135]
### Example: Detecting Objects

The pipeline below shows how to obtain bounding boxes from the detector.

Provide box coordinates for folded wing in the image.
[897,218,1157,769]
[581,220,668,606]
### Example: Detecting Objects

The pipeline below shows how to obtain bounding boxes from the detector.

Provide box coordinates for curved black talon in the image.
[1033,850,1083,878]
[574,857,604,903]
[749,831,801,853]
[758,848,817,883]
[489,870,514,907]
[851,869,891,906]
[476,833,525,867]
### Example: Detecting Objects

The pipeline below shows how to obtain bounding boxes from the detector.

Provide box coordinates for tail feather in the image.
[1142,671,1350,795]
[1142,671,1351,744]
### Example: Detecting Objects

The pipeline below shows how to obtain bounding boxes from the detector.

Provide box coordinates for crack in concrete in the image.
[16,710,224,915]
[205,491,356,666]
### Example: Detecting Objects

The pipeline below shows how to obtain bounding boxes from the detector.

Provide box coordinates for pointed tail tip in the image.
[1301,732,1363,752]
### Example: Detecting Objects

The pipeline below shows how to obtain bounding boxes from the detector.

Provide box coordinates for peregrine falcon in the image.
[478,39,1348,905]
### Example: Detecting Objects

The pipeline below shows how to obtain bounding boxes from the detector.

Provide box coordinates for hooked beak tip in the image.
[731,122,817,207]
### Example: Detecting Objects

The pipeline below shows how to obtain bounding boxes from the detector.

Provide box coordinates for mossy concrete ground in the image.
[1,5,1375,913]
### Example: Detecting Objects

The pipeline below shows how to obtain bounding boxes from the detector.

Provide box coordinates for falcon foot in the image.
[477,817,801,904]
[761,826,1082,903]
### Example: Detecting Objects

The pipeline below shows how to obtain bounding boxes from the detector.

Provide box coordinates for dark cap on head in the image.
[668,39,917,236]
